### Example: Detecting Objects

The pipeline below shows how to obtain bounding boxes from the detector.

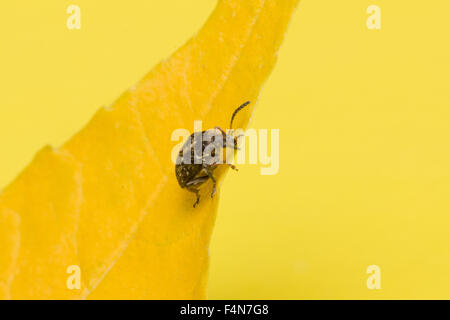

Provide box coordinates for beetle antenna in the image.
[230,101,250,130]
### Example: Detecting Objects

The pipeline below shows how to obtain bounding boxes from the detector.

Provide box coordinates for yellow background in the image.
[1,1,450,299]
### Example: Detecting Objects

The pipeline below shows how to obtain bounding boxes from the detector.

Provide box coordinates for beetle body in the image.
[175,101,249,207]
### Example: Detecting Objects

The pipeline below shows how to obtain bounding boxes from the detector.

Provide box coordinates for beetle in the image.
[175,101,250,207]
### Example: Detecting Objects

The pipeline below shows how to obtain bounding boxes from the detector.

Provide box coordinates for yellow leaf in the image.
[0,0,298,299]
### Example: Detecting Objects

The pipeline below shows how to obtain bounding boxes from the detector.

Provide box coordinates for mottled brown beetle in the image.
[175,101,250,207]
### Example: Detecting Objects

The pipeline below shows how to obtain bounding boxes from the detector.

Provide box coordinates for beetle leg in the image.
[233,134,245,150]
[223,136,241,150]
[226,144,240,151]
[187,187,200,208]
[186,176,209,208]
[202,165,217,198]
[207,152,237,171]
[186,175,209,187]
